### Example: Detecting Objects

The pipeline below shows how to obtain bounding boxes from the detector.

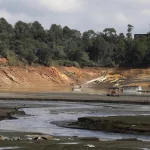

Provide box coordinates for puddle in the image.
[0,147,20,150]
[58,142,79,145]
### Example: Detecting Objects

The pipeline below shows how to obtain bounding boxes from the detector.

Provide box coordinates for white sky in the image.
[0,0,150,34]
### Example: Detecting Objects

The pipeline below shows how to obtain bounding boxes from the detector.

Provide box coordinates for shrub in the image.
[4,50,19,66]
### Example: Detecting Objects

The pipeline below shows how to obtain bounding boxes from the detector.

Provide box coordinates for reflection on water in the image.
[0,101,150,140]
[0,147,20,150]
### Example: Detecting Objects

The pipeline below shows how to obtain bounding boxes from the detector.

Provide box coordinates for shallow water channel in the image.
[0,100,150,141]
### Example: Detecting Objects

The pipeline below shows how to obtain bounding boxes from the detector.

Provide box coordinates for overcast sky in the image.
[0,0,150,34]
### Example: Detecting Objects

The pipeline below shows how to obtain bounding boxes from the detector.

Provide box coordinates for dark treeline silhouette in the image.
[0,18,150,67]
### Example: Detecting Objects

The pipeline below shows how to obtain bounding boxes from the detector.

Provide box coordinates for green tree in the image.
[82,30,96,48]
[89,35,114,66]
[63,26,73,40]
[103,28,116,37]
[126,24,134,39]
[4,50,18,66]
[14,21,31,39]
[134,38,147,63]
[0,18,14,41]
[29,21,47,42]
[124,40,135,64]
[47,24,63,45]
[114,39,126,65]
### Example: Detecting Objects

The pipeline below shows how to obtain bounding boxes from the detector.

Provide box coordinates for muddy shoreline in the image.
[0,92,150,105]
[0,108,21,121]
[53,116,150,136]
[0,95,150,149]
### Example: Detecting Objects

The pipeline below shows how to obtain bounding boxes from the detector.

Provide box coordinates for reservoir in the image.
[0,100,150,141]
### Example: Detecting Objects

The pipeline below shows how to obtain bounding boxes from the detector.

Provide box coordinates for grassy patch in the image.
[73,116,150,135]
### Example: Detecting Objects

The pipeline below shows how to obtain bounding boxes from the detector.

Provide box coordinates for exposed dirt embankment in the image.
[0,66,150,92]
[115,68,150,88]
[0,66,110,92]
[86,67,150,90]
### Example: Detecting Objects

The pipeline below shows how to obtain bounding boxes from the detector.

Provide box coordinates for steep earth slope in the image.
[0,65,150,92]
[85,68,150,90]
[0,66,111,92]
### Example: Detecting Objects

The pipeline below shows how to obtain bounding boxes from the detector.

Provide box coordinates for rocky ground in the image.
[0,138,150,150]
[0,107,26,121]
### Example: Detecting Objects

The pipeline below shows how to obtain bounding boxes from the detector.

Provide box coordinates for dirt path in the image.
[0,92,150,104]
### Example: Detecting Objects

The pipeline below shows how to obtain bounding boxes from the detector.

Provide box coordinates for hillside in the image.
[85,67,150,91]
[0,65,150,93]
[0,66,109,92]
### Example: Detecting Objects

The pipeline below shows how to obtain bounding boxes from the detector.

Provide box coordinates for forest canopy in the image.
[0,18,150,67]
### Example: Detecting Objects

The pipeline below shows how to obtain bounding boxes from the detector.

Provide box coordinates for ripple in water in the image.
[0,101,150,141]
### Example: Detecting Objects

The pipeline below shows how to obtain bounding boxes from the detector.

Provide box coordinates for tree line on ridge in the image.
[0,18,150,67]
